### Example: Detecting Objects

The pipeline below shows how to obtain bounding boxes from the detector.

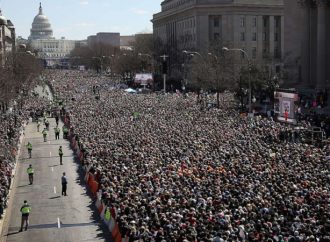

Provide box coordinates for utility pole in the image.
[160,54,168,93]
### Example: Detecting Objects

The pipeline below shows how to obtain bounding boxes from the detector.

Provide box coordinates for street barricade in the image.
[67,116,123,241]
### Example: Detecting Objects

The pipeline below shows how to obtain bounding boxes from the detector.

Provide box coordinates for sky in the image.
[0,0,162,40]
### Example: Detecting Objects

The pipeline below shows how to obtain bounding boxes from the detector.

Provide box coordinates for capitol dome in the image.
[29,3,54,40]
[0,10,8,25]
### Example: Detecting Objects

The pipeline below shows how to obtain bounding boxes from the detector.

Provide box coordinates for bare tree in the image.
[0,50,43,112]
[185,46,236,107]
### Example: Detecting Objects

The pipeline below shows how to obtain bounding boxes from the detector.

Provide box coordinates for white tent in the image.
[125,88,137,93]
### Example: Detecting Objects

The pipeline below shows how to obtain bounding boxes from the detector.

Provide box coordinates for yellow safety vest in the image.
[27,167,34,174]
[105,208,111,221]
[21,205,31,214]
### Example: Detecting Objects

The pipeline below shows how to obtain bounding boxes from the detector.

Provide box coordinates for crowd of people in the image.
[0,96,49,219]
[47,70,330,241]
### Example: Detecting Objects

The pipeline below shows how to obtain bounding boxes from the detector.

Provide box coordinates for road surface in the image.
[0,118,111,242]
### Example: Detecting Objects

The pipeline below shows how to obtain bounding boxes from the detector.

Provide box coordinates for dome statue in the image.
[29,3,54,40]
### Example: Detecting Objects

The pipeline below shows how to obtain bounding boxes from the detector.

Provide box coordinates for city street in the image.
[0,118,110,242]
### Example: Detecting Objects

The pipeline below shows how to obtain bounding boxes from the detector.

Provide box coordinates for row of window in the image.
[177,18,196,30]
[244,47,281,59]
[163,0,192,11]
[239,32,281,42]
[213,16,281,29]
[239,16,281,28]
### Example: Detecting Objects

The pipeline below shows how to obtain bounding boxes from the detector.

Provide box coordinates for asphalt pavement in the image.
[0,118,111,242]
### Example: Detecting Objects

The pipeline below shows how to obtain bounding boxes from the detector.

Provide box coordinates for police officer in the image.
[26,142,32,158]
[42,128,48,142]
[45,119,50,130]
[19,200,31,232]
[59,146,63,165]
[37,120,41,132]
[62,125,68,139]
[27,165,34,185]
[54,126,60,140]
[61,172,67,196]
[55,115,59,126]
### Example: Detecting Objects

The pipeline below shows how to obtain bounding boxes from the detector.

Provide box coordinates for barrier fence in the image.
[63,114,124,242]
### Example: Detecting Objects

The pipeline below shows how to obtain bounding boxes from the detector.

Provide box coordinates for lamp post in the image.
[183,50,206,63]
[222,47,252,115]
[160,54,168,93]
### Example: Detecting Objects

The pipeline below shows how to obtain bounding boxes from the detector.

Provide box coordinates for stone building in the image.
[152,0,284,75]
[29,3,76,67]
[152,0,284,76]
[87,32,120,48]
[0,10,15,66]
[284,0,330,89]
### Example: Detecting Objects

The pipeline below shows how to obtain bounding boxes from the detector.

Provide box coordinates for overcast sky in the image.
[0,0,162,40]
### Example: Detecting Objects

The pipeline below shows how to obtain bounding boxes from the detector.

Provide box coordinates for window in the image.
[275,65,281,73]
[240,32,245,41]
[214,17,219,27]
[263,17,268,27]
[252,47,257,59]
[240,17,245,27]
[275,17,280,28]
[275,47,281,58]
[263,32,267,41]
[253,17,257,27]
[214,33,220,40]
[252,32,257,41]
[274,33,279,41]
[263,48,268,58]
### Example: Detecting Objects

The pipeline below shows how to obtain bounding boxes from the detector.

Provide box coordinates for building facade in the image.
[87,32,120,48]
[120,35,135,50]
[0,10,15,66]
[152,0,284,76]
[284,0,330,89]
[29,3,76,67]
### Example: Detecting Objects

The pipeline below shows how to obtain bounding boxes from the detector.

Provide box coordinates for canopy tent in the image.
[125,88,137,93]
[134,73,153,85]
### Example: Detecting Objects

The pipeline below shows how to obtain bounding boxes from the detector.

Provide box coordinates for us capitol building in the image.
[29,3,76,67]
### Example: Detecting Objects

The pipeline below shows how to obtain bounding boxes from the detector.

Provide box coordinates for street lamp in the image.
[183,50,204,59]
[138,53,152,58]
[222,46,252,115]
[208,52,218,61]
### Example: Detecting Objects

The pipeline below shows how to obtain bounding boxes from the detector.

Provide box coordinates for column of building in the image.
[316,0,326,89]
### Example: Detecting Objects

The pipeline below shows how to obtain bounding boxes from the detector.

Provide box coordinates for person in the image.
[42,128,48,142]
[284,109,289,122]
[45,119,50,130]
[61,172,67,196]
[27,164,34,185]
[59,146,63,165]
[55,115,59,127]
[26,142,32,158]
[54,126,60,140]
[62,125,68,139]
[37,120,41,132]
[19,200,31,232]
